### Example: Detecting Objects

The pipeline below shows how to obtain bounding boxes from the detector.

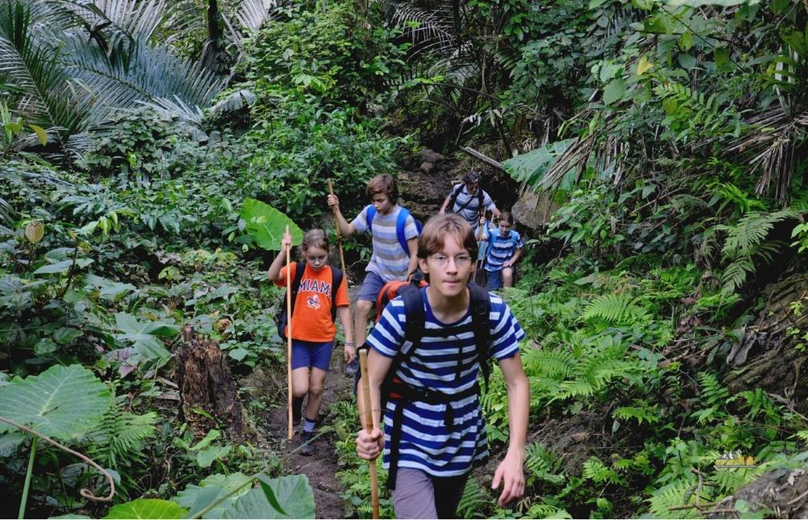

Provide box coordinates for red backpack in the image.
[375,277,428,322]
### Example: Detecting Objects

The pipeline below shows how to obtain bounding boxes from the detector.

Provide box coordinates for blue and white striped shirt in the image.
[483,228,523,272]
[450,183,496,226]
[367,288,525,477]
[352,205,419,282]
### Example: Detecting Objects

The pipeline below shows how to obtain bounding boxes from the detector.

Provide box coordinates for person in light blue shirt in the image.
[439,171,501,226]
[481,211,523,291]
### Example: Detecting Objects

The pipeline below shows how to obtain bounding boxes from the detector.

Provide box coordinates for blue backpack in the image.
[366,206,422,256]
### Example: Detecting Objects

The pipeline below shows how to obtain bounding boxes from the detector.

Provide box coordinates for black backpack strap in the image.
[467,282,492,392]
[329,266,343,323]
[289,261,306,319]
[385,286,425,491]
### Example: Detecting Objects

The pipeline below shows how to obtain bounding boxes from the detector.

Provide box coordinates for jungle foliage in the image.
[2,0,808,517]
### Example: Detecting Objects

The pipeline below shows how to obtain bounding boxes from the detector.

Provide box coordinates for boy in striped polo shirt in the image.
[356,214,529,518]
[482,211,523,291]
[327,174,420,350]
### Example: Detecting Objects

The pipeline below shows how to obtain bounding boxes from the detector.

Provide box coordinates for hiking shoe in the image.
[299,430,315,456]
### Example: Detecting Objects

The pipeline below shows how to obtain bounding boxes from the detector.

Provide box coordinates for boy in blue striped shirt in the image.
[327,174,420,351]
[482,211,523,291]
[356,214,529,518]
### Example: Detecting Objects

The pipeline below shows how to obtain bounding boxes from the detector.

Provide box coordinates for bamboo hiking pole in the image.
[328,178,376,512]
[359,350,381,519]
[329,179,378,515]
[327,179,348,284]
[285,225,293,440]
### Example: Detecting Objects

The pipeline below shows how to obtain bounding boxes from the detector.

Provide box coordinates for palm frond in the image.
[0,196,15,225]
[726,106,806,205]
[142,96,204,124]
[63,35,227,126]
[209,88,255,116]
[390,3,456,60]
[53,0,167,41]
[235,0,278,33]
[0,0,84,131]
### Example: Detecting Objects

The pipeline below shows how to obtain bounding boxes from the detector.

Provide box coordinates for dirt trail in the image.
[264,347,357,519]
[264,286,365,519]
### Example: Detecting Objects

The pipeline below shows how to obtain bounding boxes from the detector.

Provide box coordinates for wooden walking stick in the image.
[327,179,348,283]
[285,224,294,440]
[359,349,381,519]
[330,178,377,516]
[475,210,486,283]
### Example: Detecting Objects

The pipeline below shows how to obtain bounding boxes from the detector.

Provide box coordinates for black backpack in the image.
[448,183,485,215]
[275,262,344,342]
[382,282,493,395]
[359,282,492,490]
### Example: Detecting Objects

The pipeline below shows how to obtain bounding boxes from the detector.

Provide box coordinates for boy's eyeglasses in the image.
[306,254,327,264]
[430,254,472,267]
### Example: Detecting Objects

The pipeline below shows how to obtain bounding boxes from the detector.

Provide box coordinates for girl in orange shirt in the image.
[268,229,355,455]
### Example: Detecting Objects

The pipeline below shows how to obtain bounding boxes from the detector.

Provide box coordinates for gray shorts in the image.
[391,468,469,519]
[357,271,387,302]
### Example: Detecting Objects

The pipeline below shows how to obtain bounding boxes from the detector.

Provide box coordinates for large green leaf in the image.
[0,364,110,440]
[173,472,254,518]
[114,313,179,363]
[0,431,25,455]
[196,445,232,468]
[241,198,303,251]
[602,78,627,105]
[105,499,187,519]
[32,258,93,275]
[503,139,576,189]
[84,274,136,301]
[220,475,314,519]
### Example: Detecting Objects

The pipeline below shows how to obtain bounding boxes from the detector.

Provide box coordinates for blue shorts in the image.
[291,339,334,371]
[357,271,387,302]
[486,269,503,290]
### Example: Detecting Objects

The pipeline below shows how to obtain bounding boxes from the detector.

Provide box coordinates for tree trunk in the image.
[724,273,808,415]
[176,325,247,441]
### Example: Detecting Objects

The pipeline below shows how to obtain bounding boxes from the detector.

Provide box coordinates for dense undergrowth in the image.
[2,0,808,517]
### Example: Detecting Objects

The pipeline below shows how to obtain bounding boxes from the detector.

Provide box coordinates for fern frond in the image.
[720,257,754,293]
[525,442,565,485]
[582,293,649,324]
[527,503,573,519]
[456,477,488,518]
[698,372,730,407]
[613,404,661,425]
[558,378,596,398]
[719,209,798,258]
[86,397,157,469]
[710,468,756,494]
[582,457,624,485]
[522,348,576,379]
[648,478,699,519]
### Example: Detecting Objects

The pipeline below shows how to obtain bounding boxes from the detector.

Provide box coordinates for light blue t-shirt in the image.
[482,227,523,272]
[450,183,497,225]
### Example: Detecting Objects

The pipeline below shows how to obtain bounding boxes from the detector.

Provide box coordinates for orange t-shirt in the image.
[275,263,349,342]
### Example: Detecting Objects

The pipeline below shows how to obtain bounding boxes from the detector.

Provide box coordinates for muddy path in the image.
[263,286,366,519]
[263,347,357,519]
